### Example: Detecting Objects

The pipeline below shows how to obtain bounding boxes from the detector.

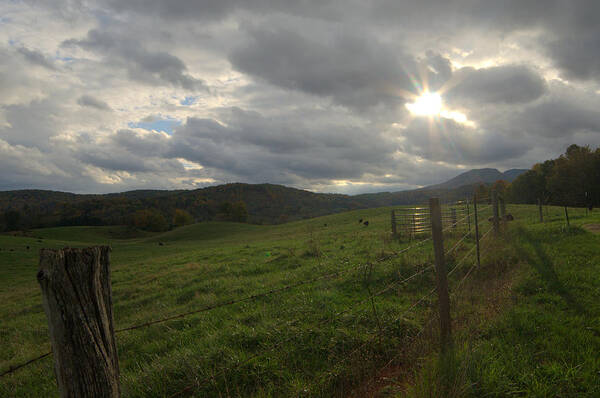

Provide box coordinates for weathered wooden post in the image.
[473,194,480,268]
[429,198,452,351]
[492,190,500,235]
[37,247,120,398]
[538,198,544,223]
[564,206,570,227]
[391,210,397,236]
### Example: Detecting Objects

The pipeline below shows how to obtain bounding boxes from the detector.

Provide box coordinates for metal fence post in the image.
[429,198,452,351]
[499,195,506,230]
[466,200,471,233]
[473,194,480,267]
[538,198,544,223]
[38,247,120,398]
[564,206,570,227]
[391,210,397,236]
[451,207,457,230]
[492,190,500,235]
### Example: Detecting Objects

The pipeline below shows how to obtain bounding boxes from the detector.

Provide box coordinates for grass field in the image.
[0,203,598,397]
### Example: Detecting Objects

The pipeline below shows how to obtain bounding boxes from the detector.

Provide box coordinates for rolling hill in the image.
[0,168,524,229]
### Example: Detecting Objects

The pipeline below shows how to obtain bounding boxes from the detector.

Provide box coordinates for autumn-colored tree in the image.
[217,201,248,222]
[547,144,598,207]
[131,208,169,232]
[173,209,193,227]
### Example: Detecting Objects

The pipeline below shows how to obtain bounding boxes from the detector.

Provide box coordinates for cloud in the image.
[447,65,547,105]
[63,29,208,91]
[16,46,57,70]
[77,95,112,111]
[1,0,600,194]
[229,26,418,111]
[400,117,530,165]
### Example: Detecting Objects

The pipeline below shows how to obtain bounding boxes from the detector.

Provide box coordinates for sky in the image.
[1,1,600,195]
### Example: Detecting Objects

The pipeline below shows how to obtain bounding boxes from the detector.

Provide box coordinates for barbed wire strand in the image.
[0,205,494,378]
[0,235,435,377]
[117,235,435,333]
[324,286,438,377]
[0,351,52,378]
[169,265,436,397]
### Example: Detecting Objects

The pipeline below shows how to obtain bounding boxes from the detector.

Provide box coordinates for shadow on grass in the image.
[511,226,586,316]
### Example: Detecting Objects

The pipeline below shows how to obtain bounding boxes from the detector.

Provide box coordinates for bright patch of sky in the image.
[180,96,197,106]
[128,118,182,135]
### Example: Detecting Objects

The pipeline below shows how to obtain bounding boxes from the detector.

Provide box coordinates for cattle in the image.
[488,214,514,222]
[359,218,363,223]
[363,221,369,226]
[158,242,164,246]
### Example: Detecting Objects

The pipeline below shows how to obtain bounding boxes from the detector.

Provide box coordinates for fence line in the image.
[4,196,582,396]
[169,264,437,397]
[1,234,436,378]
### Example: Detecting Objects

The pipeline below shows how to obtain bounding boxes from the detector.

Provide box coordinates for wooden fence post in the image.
[538,198,544,223]
[564,206,570,227]
[37,246,120,398]
[492,190,500,235]
[391,210,397,236]
[473,194,480,268]
[429,198,452,351]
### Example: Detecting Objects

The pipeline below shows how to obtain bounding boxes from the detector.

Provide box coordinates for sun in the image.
[405,91,443,116]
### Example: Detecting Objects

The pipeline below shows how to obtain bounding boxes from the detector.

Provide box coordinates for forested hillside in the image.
[508,144,600,207]
[0,182,482,231]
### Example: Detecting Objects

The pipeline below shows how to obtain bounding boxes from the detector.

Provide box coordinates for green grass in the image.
[0,204,596,397]
[402,205,600,398]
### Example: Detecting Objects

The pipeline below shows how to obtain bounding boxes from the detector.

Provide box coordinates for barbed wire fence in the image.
[0,191,584,397]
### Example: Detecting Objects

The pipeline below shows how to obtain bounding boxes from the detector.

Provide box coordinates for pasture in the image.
[1,204,598,397]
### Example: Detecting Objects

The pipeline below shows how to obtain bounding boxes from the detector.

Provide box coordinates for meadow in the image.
[0,203,598,397]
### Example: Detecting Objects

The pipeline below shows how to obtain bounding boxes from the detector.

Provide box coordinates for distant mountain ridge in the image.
[0,168,524,229]
[425,168,528,190]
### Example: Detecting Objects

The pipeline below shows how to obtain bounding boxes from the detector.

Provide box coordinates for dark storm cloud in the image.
[229,26,418,110]
[507,83,600,139]
[63,29,208,91]
[168,108,399,182]
[77,95,112,111]
[447,65,547,105]
[401,118,530,165]
[546,34,600,81]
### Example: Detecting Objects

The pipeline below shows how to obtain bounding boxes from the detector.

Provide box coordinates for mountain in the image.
[0,168,526,230]
[424,168,527,190]
[502,169,529,182]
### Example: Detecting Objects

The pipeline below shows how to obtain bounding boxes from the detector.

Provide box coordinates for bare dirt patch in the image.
[583,224,600,234]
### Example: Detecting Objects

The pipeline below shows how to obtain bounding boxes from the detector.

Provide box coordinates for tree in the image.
[4,210,20,231]
[217,201,248,222]
[131,209,169,232]
[173,209,193,227]
[230,201,248,222]
[547,144,595,207]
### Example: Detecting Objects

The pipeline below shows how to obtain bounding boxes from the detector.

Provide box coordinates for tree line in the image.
[506,144,600,208]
